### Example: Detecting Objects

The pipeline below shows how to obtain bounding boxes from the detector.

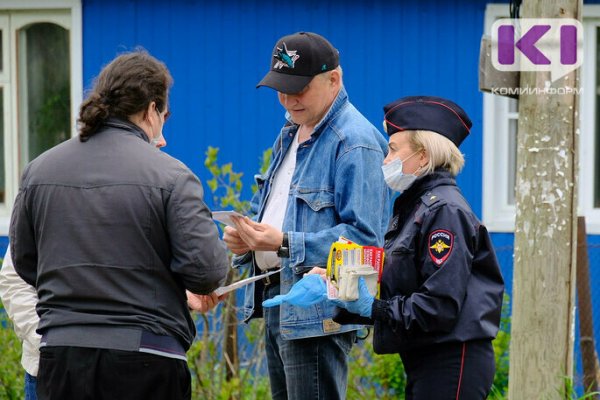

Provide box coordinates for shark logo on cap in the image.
[273,42,299,69]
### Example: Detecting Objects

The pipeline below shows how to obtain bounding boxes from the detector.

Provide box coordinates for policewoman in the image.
[333,96,504,399]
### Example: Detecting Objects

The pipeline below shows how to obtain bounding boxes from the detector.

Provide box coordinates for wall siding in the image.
[82,0,489,214]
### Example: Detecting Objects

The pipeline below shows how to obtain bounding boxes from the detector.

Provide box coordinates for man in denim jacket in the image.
[224,32,390,400]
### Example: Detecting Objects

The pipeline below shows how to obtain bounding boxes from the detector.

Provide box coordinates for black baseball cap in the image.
[257,32,339,94]
[383,96,472,147]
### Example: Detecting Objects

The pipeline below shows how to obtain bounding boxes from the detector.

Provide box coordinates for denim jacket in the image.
[234,87,391,339]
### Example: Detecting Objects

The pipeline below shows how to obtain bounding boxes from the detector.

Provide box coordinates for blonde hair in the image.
[409,130,465,176]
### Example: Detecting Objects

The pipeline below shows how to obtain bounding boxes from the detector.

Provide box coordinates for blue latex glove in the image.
[262,274,327,308]
[331,277,374,318]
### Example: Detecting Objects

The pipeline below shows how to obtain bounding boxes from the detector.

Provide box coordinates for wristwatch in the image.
[276,233,290,258]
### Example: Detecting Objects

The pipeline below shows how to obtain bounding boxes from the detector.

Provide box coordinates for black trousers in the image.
[37,346,191,400]
[400,339,495,400]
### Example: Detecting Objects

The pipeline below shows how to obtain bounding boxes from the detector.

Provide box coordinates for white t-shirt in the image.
[255,134,300,271]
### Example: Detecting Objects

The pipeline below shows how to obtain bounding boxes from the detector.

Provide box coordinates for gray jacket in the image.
[9,118,229,350]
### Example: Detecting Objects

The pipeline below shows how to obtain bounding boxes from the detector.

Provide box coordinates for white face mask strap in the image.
[402,150,420,164]
[398,150,422,176]
[413,163,425,176]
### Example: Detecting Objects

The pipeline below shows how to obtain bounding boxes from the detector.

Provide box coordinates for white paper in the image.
[212,210,245,227]
[214,268,282,296]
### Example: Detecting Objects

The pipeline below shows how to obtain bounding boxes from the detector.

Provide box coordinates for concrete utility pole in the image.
[509,0,581,399]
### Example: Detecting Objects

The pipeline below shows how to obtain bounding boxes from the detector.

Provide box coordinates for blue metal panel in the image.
[81,0,491,213]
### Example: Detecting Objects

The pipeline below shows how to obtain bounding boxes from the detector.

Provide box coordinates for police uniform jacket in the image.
[371,169,504,354]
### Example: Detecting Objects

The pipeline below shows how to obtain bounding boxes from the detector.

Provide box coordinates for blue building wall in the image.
[81,0,490,213]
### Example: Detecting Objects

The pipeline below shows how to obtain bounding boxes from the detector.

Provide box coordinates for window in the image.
[18,22,71,172]
[594,28,600,209]
[0,2,82,235]
[483,4,600,234]
[0,88,5,204]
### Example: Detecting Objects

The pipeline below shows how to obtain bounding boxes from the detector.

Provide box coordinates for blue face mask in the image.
[150,134,164,147]
[381,152,420,193]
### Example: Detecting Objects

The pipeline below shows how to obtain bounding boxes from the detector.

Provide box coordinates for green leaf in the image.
[209,166,220,177]
[207,178,218,192]
[260,149,273,174]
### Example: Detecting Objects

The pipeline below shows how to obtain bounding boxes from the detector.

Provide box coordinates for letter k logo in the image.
[491,19,583,82]
[499,25,551,65]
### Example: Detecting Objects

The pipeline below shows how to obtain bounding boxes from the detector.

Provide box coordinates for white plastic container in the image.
[337,265,378,301]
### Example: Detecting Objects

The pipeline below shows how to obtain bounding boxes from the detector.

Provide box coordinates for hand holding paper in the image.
[233,216,284,252]
[214,211,284,253]
[212,211,246,227]
[223,225,250,255]
[186,290,226,313]
[214,268,281,297]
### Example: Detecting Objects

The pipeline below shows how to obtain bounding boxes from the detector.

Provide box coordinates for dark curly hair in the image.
[78,49,173,141]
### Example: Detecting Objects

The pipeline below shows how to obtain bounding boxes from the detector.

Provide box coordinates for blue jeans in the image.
[25,372,37,400]
[264,283,355,400]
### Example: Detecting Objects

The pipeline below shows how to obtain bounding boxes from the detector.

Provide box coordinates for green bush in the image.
[187,316,270,400]
[347,331,406,399]
[0,306,25,400]
[489,294,511,399]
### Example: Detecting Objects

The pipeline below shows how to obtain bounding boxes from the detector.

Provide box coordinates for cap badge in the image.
[273,42,299,69]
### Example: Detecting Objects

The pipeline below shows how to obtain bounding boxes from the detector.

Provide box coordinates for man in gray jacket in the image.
[9,50,229,400]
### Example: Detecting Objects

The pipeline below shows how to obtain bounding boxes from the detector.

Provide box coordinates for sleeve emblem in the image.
[428,229,454,266]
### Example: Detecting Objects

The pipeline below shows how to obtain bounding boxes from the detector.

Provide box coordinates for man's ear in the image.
[143,101,156,121]
[329,69,341,88]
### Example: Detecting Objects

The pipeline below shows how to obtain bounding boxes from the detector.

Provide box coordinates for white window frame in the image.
[580,6,600,234]
[0,14,13,228]
[0,0,82,235]
[483,4,600,234]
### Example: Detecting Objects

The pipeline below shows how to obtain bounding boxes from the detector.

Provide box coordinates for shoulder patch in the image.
[428,229,454,266]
